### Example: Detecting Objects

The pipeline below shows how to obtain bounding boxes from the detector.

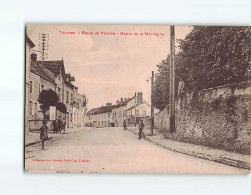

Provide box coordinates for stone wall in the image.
[154,82,251,154]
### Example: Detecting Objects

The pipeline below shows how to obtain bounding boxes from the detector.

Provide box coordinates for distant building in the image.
[85,92,151,128]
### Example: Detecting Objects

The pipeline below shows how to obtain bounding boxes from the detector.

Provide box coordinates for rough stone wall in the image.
[154,82,251,154]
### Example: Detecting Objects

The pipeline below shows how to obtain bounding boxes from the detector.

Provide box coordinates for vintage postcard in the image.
[25,24,250,174]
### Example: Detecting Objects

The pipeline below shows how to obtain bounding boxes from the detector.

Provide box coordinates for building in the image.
[85,92,151,128]
[126,101,151,126]
[26,49,87,131]
[85,104,115,127]
[28,55,57,130]
[25,34,35,136]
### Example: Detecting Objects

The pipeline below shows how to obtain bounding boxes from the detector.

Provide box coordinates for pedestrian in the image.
[123,120,127,130]
[62,117,66,134]
[53,117,58,133]
[138,120,145,139]
[40,119,48,150]
[58,116,62,134]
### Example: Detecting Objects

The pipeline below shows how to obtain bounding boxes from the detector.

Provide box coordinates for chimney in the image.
[121,97,123,102]
[116,100,120,105]
[31,53,37,64]
[137,92,143,103]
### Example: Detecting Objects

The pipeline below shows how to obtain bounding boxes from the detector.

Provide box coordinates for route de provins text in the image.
[59,31,164,36]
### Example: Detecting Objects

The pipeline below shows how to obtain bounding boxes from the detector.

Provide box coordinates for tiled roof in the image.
[86,108,100,115]
[127,101,150,110]
[30,61,55,84]
[115,96,135,108]
[39,60,65,77]
[26,34,35,48]
[86,105,116,115]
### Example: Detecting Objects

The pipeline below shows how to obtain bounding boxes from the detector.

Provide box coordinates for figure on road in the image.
[123,120,127,130]
[138,120,145,139]
[53,117,58,133]
[62,117,66,133]
[40,119,48,150]
[58,116,62,134]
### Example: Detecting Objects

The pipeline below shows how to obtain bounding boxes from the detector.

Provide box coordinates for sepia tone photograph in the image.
[25,24,250,174]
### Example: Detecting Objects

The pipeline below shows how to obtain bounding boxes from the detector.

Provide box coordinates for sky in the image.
[27,24,192,110]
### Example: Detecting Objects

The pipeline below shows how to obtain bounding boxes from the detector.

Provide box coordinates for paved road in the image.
[25,127,247,174]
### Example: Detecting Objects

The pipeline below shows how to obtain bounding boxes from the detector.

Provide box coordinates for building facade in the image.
[26,48,87,131]
[25,35,35,136]
[85,92,151,128]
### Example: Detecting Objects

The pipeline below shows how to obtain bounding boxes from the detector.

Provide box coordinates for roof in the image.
[30,61,55,84]
[86,107,100,115]
[127,101,150,110]
[115,96,135,108]
[86,105,116,115]
[39,60,65,78]
[26,34,35,48]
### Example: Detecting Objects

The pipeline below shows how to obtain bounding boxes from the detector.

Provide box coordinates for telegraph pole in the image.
[38,33,49,61]
[151,71,154,135]
[169,25,175,133]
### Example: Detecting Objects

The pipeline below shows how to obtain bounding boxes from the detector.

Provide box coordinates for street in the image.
[25,127,248,174]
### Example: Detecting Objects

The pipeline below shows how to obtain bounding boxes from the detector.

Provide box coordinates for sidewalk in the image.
[25,126,87,147]
[127,126,250,171]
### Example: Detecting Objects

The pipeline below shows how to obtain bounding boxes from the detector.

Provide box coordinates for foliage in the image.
[56,102,67,113]
[152,55,183,110]
[38,89,59,114]
[178,26,250,90]
[152,26,250,110]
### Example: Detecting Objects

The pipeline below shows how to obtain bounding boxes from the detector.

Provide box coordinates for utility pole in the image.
[169,25,175,133]
[38,33,49,61]
[151,71,154,135]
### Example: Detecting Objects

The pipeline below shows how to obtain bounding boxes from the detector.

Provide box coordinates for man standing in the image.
[58,116,62,134]
[40,119,48,150]
[138,120,145,139]
[53,117,58,133]
[62,117,66,134]
[123,120,127,130]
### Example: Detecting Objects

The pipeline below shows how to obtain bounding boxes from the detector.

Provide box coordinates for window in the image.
[142,110,147,115]
[66,91,69,103]
[29,101,32,115]
[30,80,33,93]
[34,102,37,116]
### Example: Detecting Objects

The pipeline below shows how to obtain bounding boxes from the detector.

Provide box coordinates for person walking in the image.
[62,118,66,134]
[138,120,145,139]
[58,117,62,134]
[53,117,58,133]
[40,119,48,150]
[123,120,127,130]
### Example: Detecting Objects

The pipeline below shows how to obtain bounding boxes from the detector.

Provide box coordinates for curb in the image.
[25,137,53,147]
[127,128,250,171]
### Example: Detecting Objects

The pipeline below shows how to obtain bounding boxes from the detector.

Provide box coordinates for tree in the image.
[56,102,67,113]
[178,26,251,90]
[38,89,59,117]
[152,26,250,110]
[152,55,182,110]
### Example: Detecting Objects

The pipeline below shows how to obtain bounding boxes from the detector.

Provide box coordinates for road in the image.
[25,127,247,174]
